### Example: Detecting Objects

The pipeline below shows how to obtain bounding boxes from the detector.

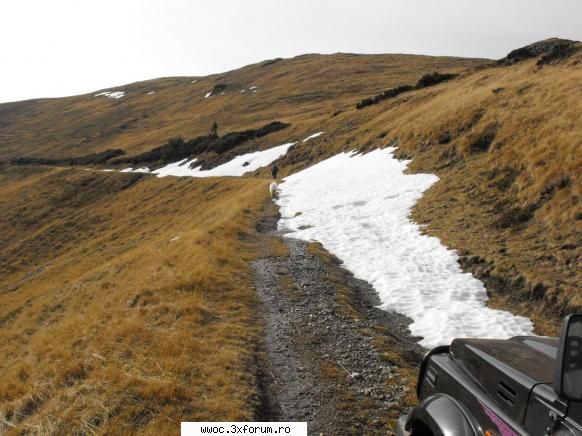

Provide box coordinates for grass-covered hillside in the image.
[0,167,270,433]
[0,53,484,161]
[0,39,580,433]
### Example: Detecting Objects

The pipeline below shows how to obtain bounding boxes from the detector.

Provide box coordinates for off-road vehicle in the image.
[397,314,582,435]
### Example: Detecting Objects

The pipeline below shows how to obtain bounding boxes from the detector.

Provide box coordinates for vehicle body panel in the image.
[399,334,582,436]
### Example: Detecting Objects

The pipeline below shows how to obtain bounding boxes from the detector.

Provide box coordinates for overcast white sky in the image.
[1,0,581,103]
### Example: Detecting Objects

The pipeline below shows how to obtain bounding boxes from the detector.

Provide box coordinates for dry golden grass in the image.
[0,44,580,433]
[385,56,582,319]
[0,54,484,161]
[0,166,272,434]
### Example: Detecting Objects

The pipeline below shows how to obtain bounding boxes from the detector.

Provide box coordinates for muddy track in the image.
[252,203,424,435]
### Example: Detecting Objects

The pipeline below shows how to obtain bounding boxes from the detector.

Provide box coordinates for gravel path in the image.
[252,206,423,435]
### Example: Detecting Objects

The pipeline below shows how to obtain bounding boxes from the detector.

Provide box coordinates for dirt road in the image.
[252,202,424,435]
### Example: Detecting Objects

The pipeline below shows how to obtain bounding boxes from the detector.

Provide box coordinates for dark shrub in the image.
[205,84,228,97]
[212,84,227,93]
[209,122,219,137]
[11,149,126,166]
[496,204,537,229]
[209,121,290,154]
[538,43,581,65]
[493,169,519,191]
[261,58,282,67]
[438,132,452,144]
[498,38,576,65]
[356,85,413,109]
[469,124,498,153]
[115,121,290,166]
[415,72,459,89]
[75,149,126,165]
[469,132,495,153]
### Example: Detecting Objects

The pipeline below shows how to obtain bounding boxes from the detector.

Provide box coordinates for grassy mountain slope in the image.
[0,167,270,433]
[326,44,581,326]
[0,41,580,432]
[0,54,484,161]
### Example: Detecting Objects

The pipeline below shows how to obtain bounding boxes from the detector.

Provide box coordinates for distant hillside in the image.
[0,53,485,161]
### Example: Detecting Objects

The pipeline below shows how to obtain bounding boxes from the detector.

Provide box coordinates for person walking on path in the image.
[271,164,280,180]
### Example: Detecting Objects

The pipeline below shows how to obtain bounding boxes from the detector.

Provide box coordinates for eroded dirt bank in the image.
[252,202,423,435]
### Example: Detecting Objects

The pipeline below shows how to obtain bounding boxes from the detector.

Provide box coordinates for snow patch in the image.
[276,148,534,348]
[241,86,260,94]
[121,167,150,174]
[155,158,197,178]
[147,91,155,95]
[303,132,324,142]
[95,91,125,99]
[154,143,295,178]
[191,80,198,83]
[204,92,212,98]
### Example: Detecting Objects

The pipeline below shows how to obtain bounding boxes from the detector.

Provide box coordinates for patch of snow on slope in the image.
[121,167,151,173]
[240,86,261,94]
[155,158,197,178]
[303,132,324,142]
[147,91,155,95]
[95,91,125,99]
[154,143,295,178]
[204,91,213,98]
[276,148,533,348]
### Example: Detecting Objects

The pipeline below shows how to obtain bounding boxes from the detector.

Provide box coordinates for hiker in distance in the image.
[269,164,280,198]
[271,164,280,180]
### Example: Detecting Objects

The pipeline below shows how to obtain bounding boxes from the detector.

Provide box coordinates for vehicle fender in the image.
[406,393,479,436]
[417,345,450,399]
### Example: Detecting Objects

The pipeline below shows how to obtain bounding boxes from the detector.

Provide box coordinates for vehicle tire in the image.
[409,420,435,436]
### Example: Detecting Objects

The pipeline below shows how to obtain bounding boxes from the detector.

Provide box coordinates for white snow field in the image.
[120,142,296,178]
[276,148,534,348]
[95,91,125,99]
[303,132,324,142]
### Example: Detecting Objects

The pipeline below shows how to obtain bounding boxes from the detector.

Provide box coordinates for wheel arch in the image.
[406,394,479,436]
